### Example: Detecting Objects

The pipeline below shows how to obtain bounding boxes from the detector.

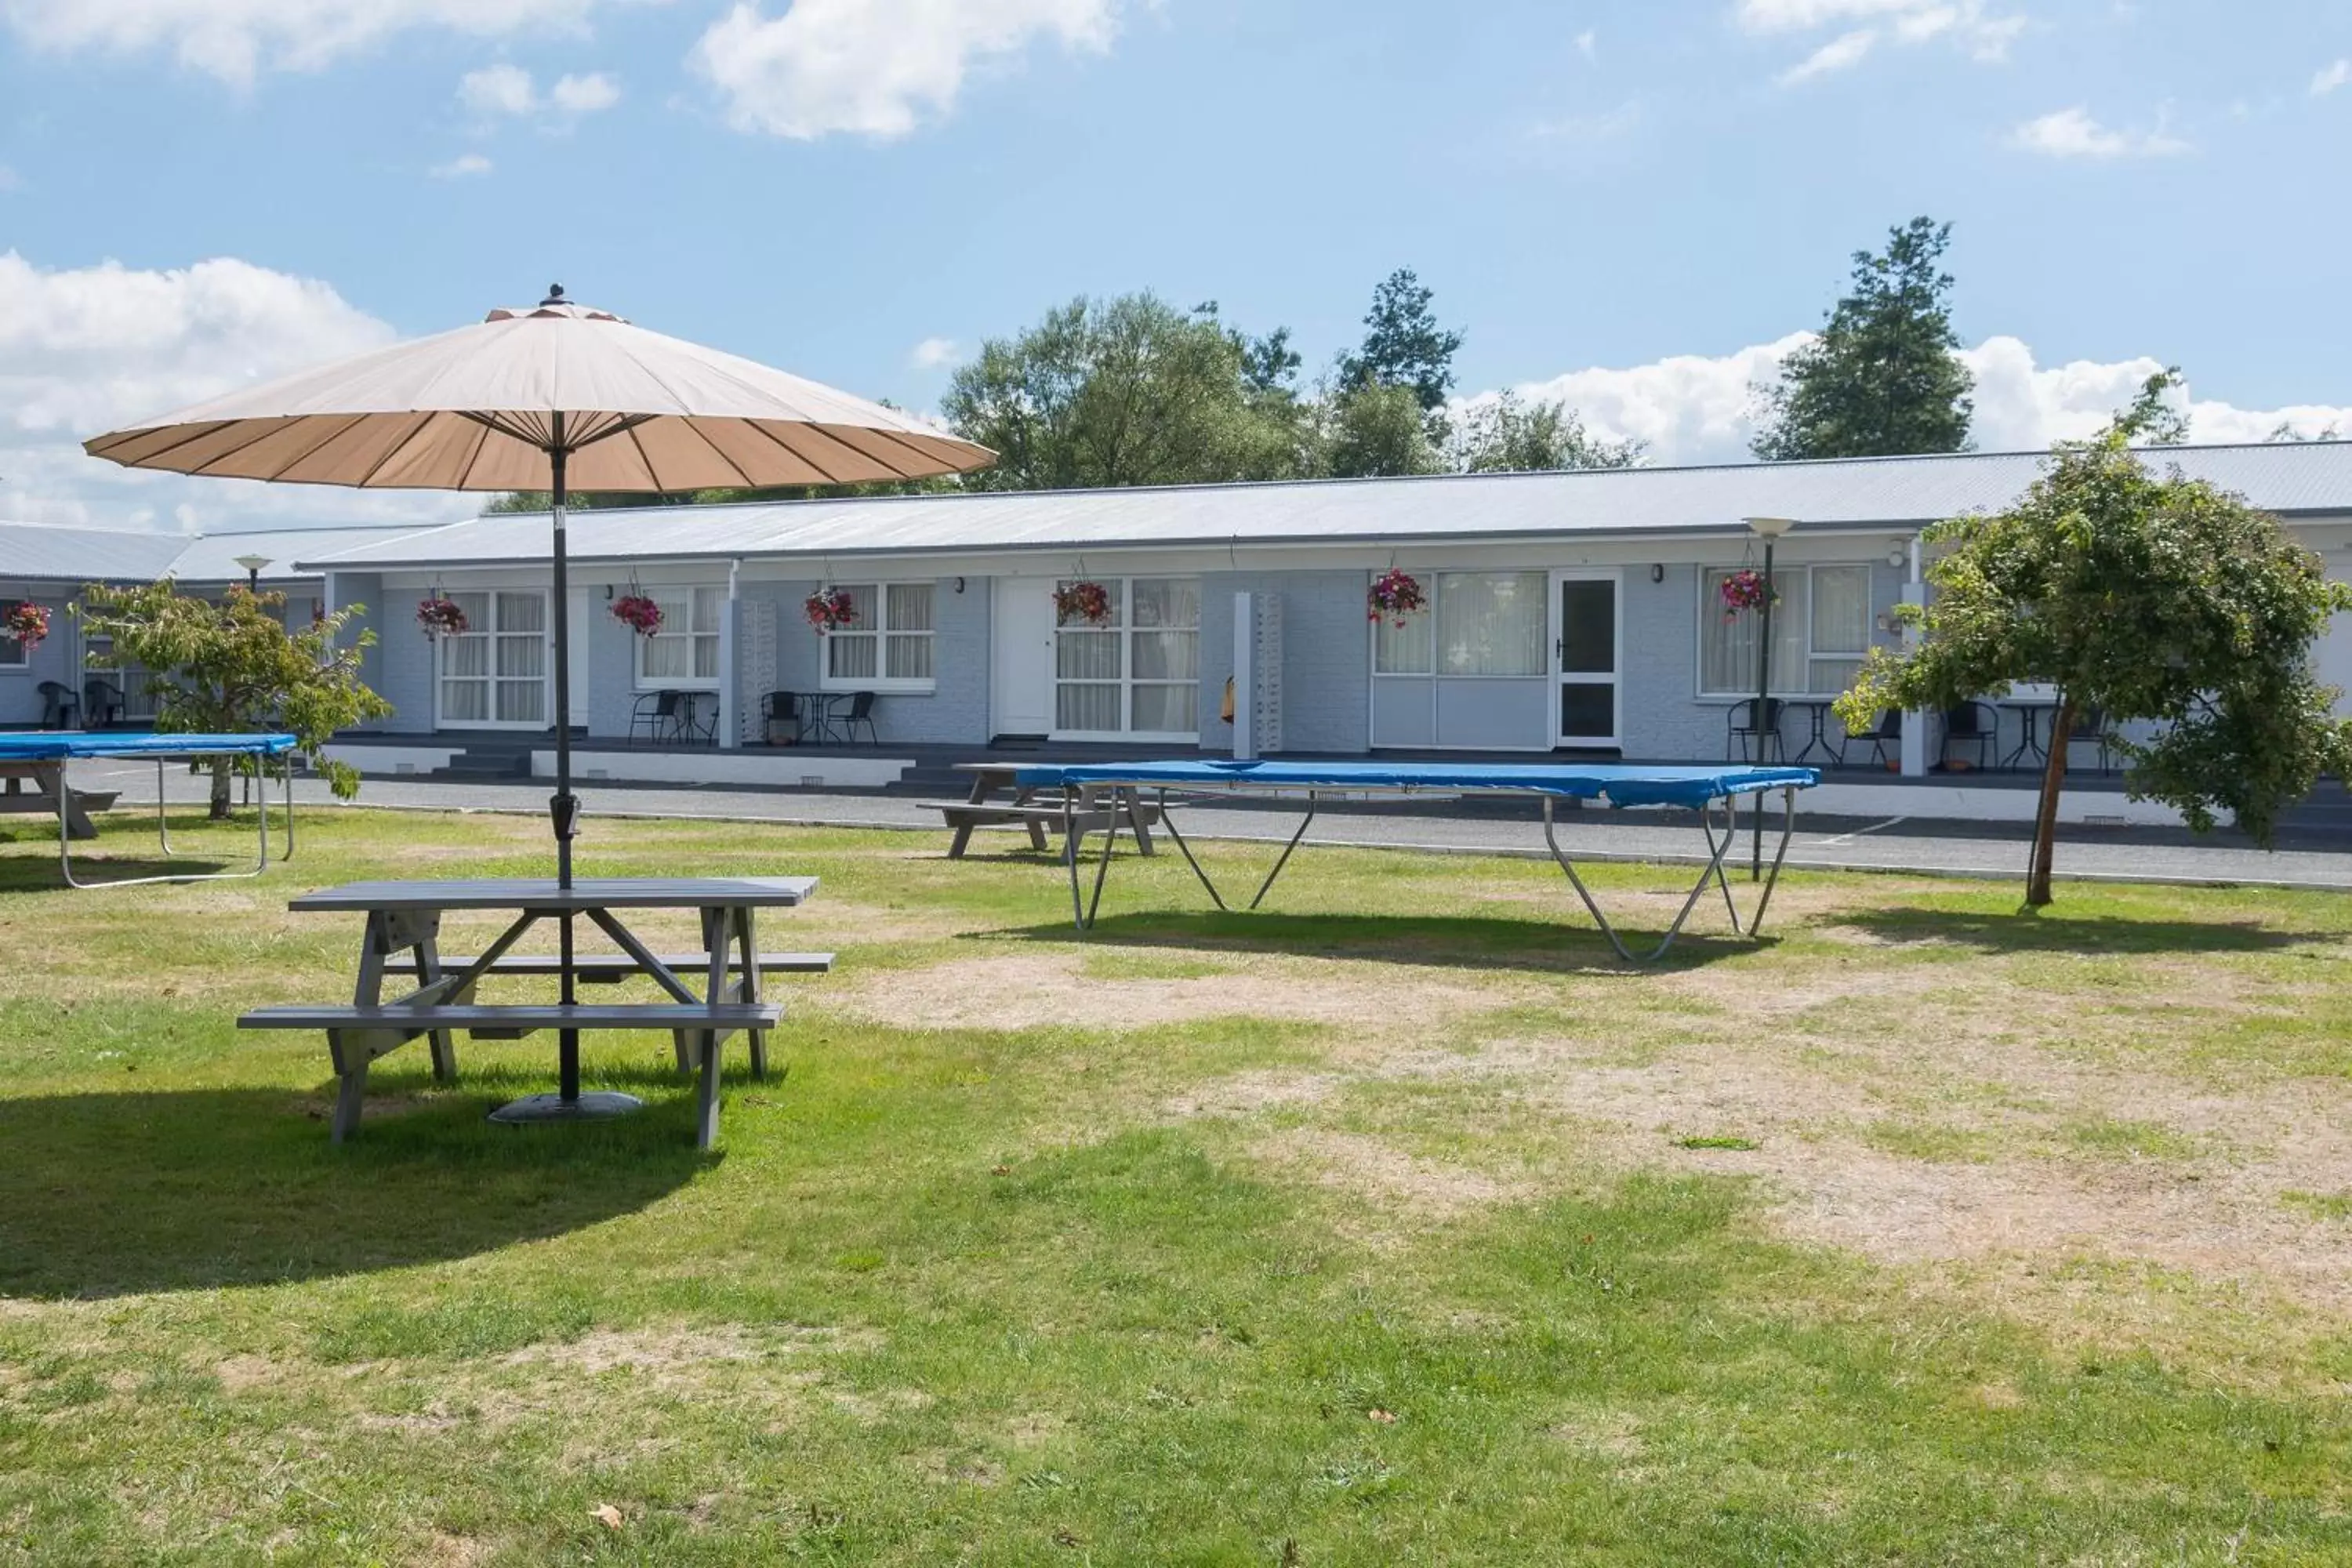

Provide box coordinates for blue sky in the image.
[2,0,2349,530]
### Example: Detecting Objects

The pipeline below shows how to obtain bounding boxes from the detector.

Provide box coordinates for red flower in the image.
[415,597,468,640]
[3,601,50,651]
[612,594,665,637]
[804,588,858,633]
[1054,581,1113,626]
[1367,569,1426,627]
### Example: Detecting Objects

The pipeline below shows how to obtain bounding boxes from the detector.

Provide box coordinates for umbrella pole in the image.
[550,430,580,1103]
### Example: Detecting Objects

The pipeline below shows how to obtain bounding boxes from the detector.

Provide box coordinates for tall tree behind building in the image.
[1336,268,1465,414]
[1751,217,1975,460]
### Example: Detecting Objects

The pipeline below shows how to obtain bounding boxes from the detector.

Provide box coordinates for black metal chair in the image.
[1940,701,1997,771]
[36,681,78,730]
[629,689,710,746]
[761,690,808,746]
[839,690,880,746]
[82,678,125,728]
[1724,697,1784,763]
[2069,705,2127,775]
[1855,708,1904,768]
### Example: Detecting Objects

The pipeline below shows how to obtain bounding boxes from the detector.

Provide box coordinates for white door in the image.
[1551,570,1621,746]
[566,589,593,731]
[2318,604,2352,718]
[991,577,1057,737]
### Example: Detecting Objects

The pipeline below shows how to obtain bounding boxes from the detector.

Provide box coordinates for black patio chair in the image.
[35,681,78,730]
[2069,705,2128,775]
[761,690,808,746]
[1940,701,1997,771]
[629,689,708,746]
[1724,697,1784,763]
[840,690,880,746]
[82,678,125,728]
[1854,708,1904,768]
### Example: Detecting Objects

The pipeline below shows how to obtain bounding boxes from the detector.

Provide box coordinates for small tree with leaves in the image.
[77,582,393,818]
[1337,268,1465,416]
[1835,376,2352,905]
[1451,391,1645,473]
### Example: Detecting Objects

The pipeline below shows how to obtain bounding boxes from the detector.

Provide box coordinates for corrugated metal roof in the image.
[298,441,2352,573]
[0,521,430,586]
[163,526,427,583]
[0,524,188,583]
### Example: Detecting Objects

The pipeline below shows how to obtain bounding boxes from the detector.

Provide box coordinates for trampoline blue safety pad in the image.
[1014,760,1817,810]
[1011,758,1820,964]
[0,731,296,761]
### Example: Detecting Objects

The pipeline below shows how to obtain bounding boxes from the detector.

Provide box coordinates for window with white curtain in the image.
[0,630,24,668]
[1054,577,1200,735]
[822,583,936,691]
[1699,565,1876,697]
[1376,572,1547,677]
[440,590,547,726]
[636,586,725,688]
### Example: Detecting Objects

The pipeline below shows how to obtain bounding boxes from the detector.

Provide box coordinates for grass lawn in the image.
[2,804,2350,1565]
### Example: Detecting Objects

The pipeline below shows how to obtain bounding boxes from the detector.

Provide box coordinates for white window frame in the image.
[1051,575,1201,743]
[0,631,25,670]
[818,582,938,695]
[632,585,726,692]
[1695,563,1876,699]
[436,588,550,731]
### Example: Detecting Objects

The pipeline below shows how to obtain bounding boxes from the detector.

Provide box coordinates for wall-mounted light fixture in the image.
[953,576,966,593]
[1886,542,1907,569]
[604,584,614,599]
[1649,564,1665,584]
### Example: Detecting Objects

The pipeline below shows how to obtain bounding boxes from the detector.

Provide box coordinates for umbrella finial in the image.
[542,283,567,307]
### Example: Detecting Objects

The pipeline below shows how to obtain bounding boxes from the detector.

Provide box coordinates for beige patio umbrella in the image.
[85,285,993,1116]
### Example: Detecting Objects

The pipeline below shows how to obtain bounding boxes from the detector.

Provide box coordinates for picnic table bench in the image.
[932,763,1160,860]
[238,876,821,1148]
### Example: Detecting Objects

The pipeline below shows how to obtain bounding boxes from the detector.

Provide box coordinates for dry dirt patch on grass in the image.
[832,949,1543,1034]
[1252,1127,1531,1225]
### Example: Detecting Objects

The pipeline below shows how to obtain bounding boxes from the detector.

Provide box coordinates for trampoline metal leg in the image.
[1247,792,1317,910]
[1063,788,1123,931]
[1155,789,1229,912]
[1150,789,1319,914]
[1542,796,1751,964]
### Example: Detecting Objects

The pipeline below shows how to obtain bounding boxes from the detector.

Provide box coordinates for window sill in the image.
[633,681,720,694]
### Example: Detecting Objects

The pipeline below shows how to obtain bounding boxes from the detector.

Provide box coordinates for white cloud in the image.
[1527,100,1642,146]
[691,0,1121,140]
[1778,27,1873,83]
[1737,0,2024,79]
[459,60,537,116]
[0,251,476,531]
[0,0,650,87]
[1475,333,2352,466]
[909,336,959,370]
[2008,104,2189,158]
[548,70,619,112]
[430,151,494,178]
[1573,28,1595,60]
[2313,59,2350,97]
[459,63,620,122]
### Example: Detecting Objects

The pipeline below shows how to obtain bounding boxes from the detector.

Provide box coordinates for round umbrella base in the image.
[487,1091,645,1127]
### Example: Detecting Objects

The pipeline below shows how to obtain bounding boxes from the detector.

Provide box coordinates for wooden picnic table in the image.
[0,761,103,840]
[240,876,823,1148]
[932,762,1160,860]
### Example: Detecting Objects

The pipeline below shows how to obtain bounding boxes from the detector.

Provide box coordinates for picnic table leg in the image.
[1015,786,1050,851]
[38,763,96,840]
[325,1030,370,1144]
[735,906,768,1081]
[1121,787,1155,857]
[412,928,459,1083]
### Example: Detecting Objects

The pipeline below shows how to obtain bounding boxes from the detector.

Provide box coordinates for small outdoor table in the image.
[1783,699,1845,767]
[264,876,817,1147]
[2000,699,2060,771]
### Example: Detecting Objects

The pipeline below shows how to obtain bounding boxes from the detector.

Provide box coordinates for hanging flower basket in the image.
[804,587,857,634]
[1366,568,1427,626]
[1719,568,1776,622]
[415,596,468,641]
[1054,580,1113,626]
[612,593,664,637]
[3,601,49,651]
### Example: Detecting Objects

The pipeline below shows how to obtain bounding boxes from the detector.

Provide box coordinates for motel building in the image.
[5,444,2350,794]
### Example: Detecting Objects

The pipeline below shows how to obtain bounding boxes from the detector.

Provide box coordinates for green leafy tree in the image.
[1321,382,1443,478]
[1337,268,1465,414]
[1451,392,1645,473]
[1835,376,2352,906]
[1751,216,1975,460]
[942,293,1311,490]
[76,583,393,818]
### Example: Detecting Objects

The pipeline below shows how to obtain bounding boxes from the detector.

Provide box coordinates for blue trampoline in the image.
[1011,759,1820,963]
[0,731,299,887]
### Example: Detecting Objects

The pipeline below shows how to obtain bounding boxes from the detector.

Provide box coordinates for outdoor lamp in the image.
[1740,517,1797,880]
[233,554,271,591]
